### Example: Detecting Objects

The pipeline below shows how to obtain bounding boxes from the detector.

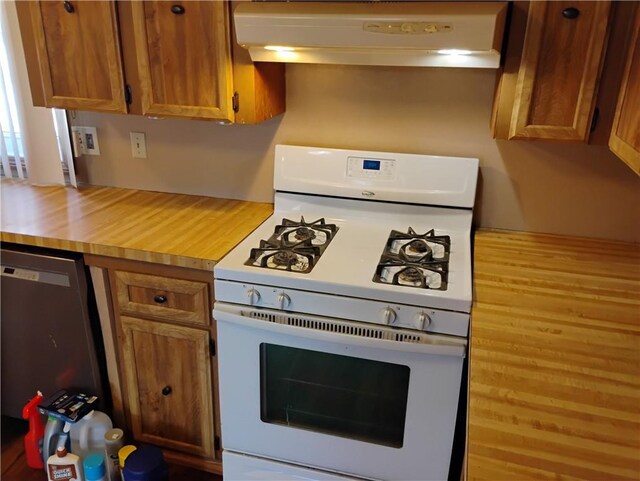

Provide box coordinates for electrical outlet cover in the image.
[70,126,100,156]
[83,127,100,156]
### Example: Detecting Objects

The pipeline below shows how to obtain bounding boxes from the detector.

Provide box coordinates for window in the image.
[0,7,25,178]
[0,3,74,186]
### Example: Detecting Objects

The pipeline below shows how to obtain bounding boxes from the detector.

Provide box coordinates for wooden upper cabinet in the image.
[27,1,126,113]
[608,7,640,175]
[493,1,612,141]
[129,2,234,121]
[17,1,284,123]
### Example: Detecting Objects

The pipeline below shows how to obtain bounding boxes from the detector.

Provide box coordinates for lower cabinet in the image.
[86,255,221,474]
[119,316,216,457]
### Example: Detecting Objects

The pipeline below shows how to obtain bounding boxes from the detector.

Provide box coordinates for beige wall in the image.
[72,64,640,242]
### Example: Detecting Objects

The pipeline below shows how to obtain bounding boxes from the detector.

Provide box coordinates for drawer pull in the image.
[561,7,580,19]
[170,4,185,15]
[154,294,167,304]
[161,386,172,396]
[63,1,74,14]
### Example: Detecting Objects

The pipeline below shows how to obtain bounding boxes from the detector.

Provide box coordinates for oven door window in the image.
[260,344,410,448]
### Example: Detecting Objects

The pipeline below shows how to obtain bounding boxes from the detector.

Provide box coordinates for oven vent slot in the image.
[246,310,430,345]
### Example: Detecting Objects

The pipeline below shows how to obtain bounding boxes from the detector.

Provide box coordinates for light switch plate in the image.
[130,132,147,158]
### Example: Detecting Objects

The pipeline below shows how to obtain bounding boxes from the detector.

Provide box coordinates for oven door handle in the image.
[214,307,467,358]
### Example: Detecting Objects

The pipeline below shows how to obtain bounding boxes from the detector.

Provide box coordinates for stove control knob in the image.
[382,307,397,325]
[246,288,261,306]
[277,292,291,310]
[417,311,432,330]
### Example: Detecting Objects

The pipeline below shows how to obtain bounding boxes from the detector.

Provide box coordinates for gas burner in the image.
[245,217,338,273]
[373,228,450,290]
[273,250,300,267]
[398,267,423,284]
[293,227,315,242]
[246,239,319,273]
[404,239,431,258]
[276,217,338,248]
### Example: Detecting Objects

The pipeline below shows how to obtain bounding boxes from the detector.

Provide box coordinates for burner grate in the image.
[245,217,338,273]
[373,228,450,290]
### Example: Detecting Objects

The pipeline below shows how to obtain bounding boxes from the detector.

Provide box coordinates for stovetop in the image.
[247,218,453,292]
[215,194,474,313]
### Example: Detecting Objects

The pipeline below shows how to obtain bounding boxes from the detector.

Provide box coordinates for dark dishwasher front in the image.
[1,244,106,418]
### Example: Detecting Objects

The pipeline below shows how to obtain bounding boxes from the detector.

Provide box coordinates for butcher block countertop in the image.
[0,179,273,270]
[468,230,640,481]
[3,180,639,479]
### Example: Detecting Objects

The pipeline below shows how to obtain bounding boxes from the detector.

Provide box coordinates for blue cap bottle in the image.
[83,453,107,481]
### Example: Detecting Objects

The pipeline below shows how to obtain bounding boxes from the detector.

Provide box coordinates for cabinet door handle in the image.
[63,1,74,14]
[170,4,185,15]
[153,294,167,304]
[161,386,172,396]
[590,107,600,132]
[562,7,580,19]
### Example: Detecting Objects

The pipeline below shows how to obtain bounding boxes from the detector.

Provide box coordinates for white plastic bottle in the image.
[104,428,124,481]
[47,446,82,481]
[69,411,113,462]
[43,416,67,468]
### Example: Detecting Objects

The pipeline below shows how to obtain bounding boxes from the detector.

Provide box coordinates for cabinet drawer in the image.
[114,271,209,326]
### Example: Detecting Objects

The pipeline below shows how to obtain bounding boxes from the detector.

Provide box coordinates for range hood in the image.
[234,2,508,69]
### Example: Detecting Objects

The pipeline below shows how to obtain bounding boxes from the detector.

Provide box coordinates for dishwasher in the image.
[1,243,107,418]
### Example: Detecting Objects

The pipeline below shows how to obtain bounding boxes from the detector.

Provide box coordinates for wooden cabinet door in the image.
[506,1,612,141]
[29,1,126,113]
[130,1,234,121]
[609,7,640,175]
[119,316,215,458]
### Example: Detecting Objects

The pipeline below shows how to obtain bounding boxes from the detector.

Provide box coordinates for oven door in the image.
[214,302,466,481]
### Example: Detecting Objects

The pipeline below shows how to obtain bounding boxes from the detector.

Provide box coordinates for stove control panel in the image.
[346,156,396,180]
[216,280,470,337]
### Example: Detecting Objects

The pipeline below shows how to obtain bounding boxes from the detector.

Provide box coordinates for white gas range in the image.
[214,145,478,481]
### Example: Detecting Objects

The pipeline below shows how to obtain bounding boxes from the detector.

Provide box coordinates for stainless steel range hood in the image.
[234,2,508,68]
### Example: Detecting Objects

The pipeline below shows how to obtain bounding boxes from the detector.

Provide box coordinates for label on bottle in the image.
[48,464,78,481]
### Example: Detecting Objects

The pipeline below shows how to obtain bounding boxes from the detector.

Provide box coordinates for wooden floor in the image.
[1,416,221,481]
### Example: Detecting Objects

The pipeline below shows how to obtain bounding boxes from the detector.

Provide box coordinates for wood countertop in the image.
[0,179,273,270]
[468,229,640,481]
[4,180,639,477]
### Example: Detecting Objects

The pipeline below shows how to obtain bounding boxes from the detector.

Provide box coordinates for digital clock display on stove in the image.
[363,160,381,170]
[346,156,396,179]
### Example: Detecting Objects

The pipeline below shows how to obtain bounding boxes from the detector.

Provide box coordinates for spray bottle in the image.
[22,391,45,469]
